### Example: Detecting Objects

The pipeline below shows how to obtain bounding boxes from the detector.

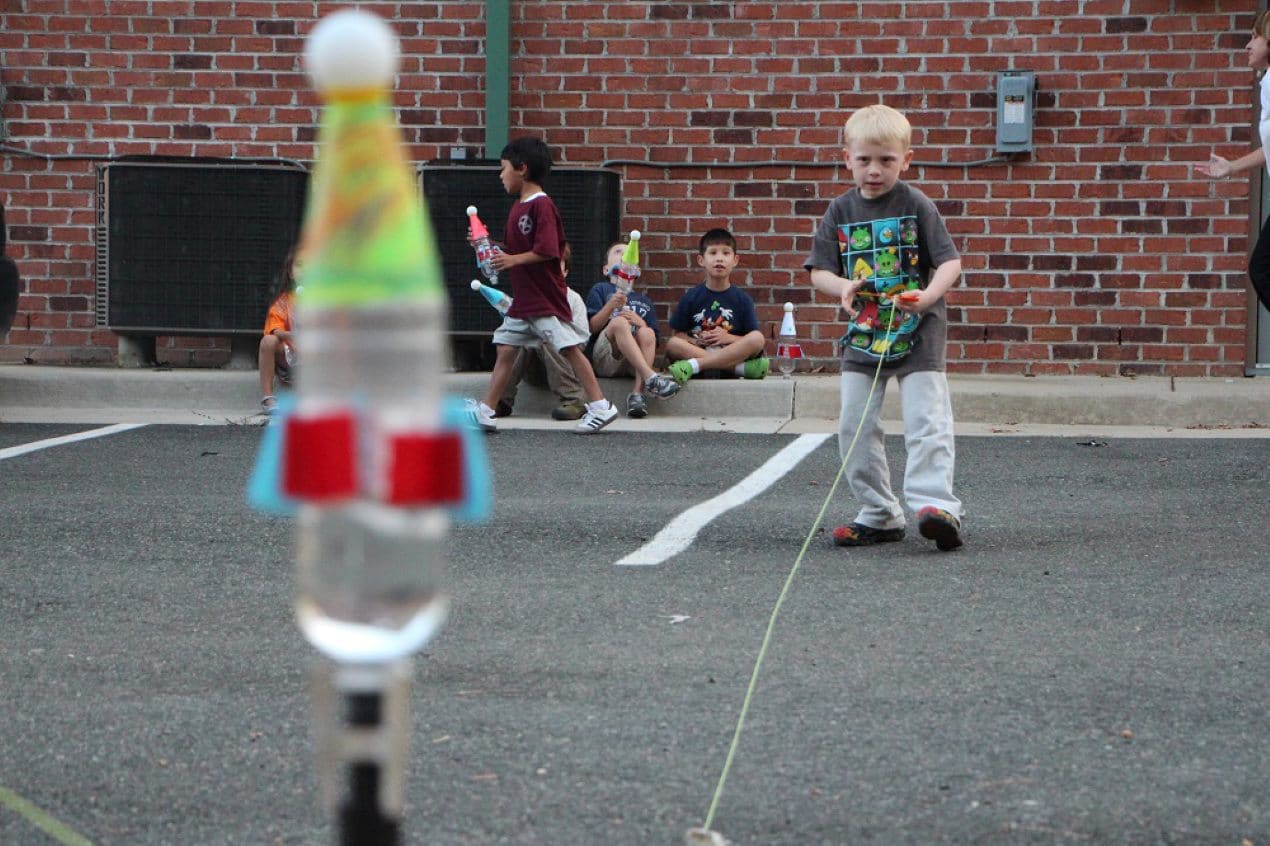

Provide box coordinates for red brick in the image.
[0,4,1253,375]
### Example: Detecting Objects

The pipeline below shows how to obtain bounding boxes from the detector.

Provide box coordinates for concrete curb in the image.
[1,364,1267,431]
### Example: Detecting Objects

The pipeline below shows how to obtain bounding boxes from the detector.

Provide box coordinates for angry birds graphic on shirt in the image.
[838,216,922,362]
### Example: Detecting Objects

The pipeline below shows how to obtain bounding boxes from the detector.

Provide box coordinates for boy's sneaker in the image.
[917,507,964,551]
[644,372,681,399]
[576,400,618,434]
[626,392,648,418]
[465,398,497,433]
[494,399,515,418]
[831,522,904,547]
[668,360,694,385]
[260,395,278,416]
[551,400,586,421]
[742,357,770,380]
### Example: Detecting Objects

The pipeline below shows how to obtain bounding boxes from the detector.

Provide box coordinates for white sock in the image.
[733,363,746,376]
[586,399,611,413]
[688,359,701,374]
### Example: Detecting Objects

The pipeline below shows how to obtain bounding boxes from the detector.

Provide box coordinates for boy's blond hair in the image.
[1256,10,1270,40]
[843,104,912,150]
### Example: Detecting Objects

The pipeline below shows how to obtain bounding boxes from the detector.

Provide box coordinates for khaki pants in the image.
[500,342,582,408]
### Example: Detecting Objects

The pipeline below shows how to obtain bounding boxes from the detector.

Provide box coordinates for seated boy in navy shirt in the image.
[664,228,769,385]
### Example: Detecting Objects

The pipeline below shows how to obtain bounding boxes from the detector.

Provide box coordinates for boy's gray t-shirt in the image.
[804,181,958,376]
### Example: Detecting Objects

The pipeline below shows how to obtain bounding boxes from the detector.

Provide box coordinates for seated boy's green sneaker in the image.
[668,360,694,385]
[742,356,770,380]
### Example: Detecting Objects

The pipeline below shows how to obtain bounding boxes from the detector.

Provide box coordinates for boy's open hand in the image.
[840,277,865,318]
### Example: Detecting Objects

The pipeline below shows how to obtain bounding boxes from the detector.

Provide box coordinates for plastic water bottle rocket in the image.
[466,205,499,286]
[609,229,641,317]
[247,10,491,843]
[470,278,511,315]
[775,301,804,378]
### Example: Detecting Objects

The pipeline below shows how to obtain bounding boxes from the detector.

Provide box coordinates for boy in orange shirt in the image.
[258,252,298,415]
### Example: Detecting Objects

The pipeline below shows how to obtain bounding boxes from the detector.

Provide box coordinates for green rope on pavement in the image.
[0,786,94,846]
[701,315,899,835]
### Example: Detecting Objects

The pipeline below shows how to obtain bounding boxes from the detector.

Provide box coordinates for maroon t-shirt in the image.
[502,192,571,323]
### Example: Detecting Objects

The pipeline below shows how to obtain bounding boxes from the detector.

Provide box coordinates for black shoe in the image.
[917,507,964,551]
[551,400,586,421]
[494,399,514,418]
[831,522,905,547]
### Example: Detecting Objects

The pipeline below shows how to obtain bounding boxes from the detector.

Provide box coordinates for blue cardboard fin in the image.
[443,394,491,523]
[247,395,489,522]
[246,394,299,517]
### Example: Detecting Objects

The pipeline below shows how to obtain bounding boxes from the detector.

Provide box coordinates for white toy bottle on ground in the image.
[775,301,804,378]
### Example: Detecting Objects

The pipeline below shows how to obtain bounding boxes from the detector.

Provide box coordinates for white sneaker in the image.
[465,398,496,433]
[575,400,618,434]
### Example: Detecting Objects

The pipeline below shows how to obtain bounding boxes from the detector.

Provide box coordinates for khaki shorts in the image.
[493,314,590,352]
[589,330,632,378]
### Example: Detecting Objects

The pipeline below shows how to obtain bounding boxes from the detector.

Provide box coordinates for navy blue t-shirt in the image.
[668,283,760,339]
[584,280,661,338]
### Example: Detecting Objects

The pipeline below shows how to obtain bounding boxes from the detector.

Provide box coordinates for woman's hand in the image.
[1195,155,1231,179]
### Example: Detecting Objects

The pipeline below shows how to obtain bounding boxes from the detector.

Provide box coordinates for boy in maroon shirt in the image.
[468,137,618,433]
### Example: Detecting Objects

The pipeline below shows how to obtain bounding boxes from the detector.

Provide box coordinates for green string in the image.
[701,314,898,833]
[0,786,94,846]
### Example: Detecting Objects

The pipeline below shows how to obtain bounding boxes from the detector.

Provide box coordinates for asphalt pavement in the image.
[1,423,1266,844]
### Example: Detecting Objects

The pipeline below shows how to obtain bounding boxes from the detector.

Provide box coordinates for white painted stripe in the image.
[0,423,147,461]
[616,432,833,567]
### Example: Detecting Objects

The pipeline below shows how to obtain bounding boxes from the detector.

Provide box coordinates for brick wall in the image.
[0,0,1260,375]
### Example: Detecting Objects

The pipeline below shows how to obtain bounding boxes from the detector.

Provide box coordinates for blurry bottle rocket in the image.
[243,13,492,844]
[609,229,641,316]
[470,278,511,315]
[249,9,489,667]
[775,302,804,377]
[466,205,500,286]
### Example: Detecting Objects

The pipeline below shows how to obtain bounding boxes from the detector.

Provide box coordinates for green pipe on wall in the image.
[484,0,509,160]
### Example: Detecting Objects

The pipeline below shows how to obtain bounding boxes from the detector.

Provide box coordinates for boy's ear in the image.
[900,148,914,172]
[696,253,706,267]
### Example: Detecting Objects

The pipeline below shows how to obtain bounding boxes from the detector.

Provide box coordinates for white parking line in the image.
[0,423,147,461]
[615,432,833,567]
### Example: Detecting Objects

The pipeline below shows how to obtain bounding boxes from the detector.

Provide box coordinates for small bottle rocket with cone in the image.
[609,229,641,317]
[775,301,804,378]
[249,7,491,665]
[470,278,511,315]
[466,205,500,286]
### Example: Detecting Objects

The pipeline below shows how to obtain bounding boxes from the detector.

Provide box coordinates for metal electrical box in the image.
[95,162,308,333]
[995,71,1036,153]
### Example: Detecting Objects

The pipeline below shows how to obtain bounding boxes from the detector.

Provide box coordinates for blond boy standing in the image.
[804,104,965,551]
